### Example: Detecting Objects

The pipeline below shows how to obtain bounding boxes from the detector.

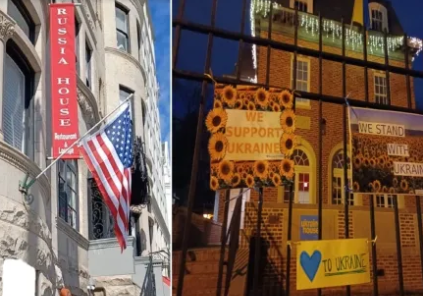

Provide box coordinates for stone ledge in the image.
[0,141,50,200]
[56,217,89,250]
[88,236,135,250]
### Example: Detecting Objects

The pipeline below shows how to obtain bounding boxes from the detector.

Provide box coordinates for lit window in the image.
[375,194,395,208]
[283,150,311,204]
[369,3,388,33]
[294,0,308,12]
[371,9,383,31]
[290,0,313,13]
[292,58,310,106]
[115,3,129,52]
[331,150,354,206]
[374,74,388,105]
[58,160,78,229]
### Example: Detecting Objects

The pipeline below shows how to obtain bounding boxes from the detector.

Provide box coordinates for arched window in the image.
[331,150,354,205]
[369,2,389,32]
[282,149,312,204]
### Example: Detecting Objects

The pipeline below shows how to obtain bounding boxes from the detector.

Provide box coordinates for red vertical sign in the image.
[50,4,79,159]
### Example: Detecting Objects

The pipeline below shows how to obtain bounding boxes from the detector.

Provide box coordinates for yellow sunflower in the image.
[230,173,241,187]
[269,171,275,179]
[253,160,269,180]
[205,108,228,133]
[353,155,363,169]
[210,176,219,191]
[236,165,244,174]
[254,88,269,108]
[242,172,248,179]
[247,101,256,110]
[245,174,255,188]
[234,99,244,109]
[393,177,399,188]
[389,187,396,194]
[280,109,296,134]
[400,179,409,192]
[208,133,228,161]
[280,133,297,157]
[213,100,223,109]
[368,182,374,192]
[244,99,249,106]
[382,186,388,193]
[218,160,234,181]
[272,173,282,186]
[278,90,294,109]
[273,104,281,112]
[369,158,376,168]
[353,182,360,192]
[373,180,381,193]
[280,158,295,179]
[222,85,237,107]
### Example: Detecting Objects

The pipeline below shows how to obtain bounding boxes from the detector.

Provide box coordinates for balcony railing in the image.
[251,1,423,62]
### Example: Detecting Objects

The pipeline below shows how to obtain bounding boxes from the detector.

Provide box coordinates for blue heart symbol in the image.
[300,251,322,282]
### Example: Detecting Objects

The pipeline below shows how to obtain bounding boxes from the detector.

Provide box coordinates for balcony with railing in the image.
[251,1,423,63]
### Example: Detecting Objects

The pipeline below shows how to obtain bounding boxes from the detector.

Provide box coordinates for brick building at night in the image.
[173,0,423,295]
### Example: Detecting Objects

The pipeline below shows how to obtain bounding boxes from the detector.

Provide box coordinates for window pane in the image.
[8,0,30,39]
[115,7,128,33]
[4,54,25,152]
[85,44,92,88]
[117,31,128,51]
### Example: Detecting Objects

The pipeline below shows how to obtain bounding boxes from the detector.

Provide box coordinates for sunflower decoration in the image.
[378,156,385,168]
[400,179,409,192]
[353,155,362,170]
[369,158,376,168]
[222,85,237,107]
[273,104,281,112]
[373,180,381,193]
[269,171,275,179]
[253,160,269,180]
[244,99,250,106]
[353,181,360,192]
[218,160,234,182]
[245,174,255,188]
[255,88,269,109]
[382,186,388,193]
[272,173,282,186]
[205,108,228,133]
[247,101,256,111]
[278,89,294,109]
[368,182,374,192]
[389,187,396,194]
[210,176,219,191]
[236,164,244,174]
[242,172,248,179]
[392,177,399,188]
[280,109,296,134]
[280,158,295,179]
[208,133,228,161]
[214,100,223,109]
[280,133,297,157]
[234,99,244,110]
[229,173,242,187]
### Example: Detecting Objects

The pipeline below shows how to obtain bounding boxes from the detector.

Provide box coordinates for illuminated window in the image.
[374,73,388,105]
[331,150,354,206]
[283,150,311,204]
[369,3,388,33]
[375,194,394,208]
[291,56,311,107]
[294,0,308,12]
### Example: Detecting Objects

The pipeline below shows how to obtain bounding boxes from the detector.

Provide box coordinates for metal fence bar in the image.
[369,191,379,295]
[172,20,423,79]
[265,3,273,87]
[363,25,369,103]
[383,30,392,105]
[235,0,248,80]
[404,33,412,109]
[317,12,323,296]
[172,0,186,69]
[285,184,294,296]
[217,190,230,296]
[341,18,351,296]
[394,195,405,296]
[416,196,423,290]
[252,188,264,295]
[175,0,219,295]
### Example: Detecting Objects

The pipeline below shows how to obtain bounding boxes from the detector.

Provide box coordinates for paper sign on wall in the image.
[296,238,370,290]
[300,215,318,240]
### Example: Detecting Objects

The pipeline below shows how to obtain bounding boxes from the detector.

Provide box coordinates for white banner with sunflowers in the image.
[349,106,423,195]
[207,84,298,191]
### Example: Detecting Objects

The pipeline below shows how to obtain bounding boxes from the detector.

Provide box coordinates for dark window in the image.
[137,20,141,61]
[294,0,308,12]
[3,41,34,157]
[85,43,92,88]
[58,160,78,229]
[371,9,383,31]
[115,3,129,52]
[7,0,35,43]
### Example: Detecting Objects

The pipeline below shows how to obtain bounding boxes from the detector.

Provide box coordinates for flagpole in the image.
[19,94,134,193]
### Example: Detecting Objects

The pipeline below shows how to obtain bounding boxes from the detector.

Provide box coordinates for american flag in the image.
[79,103,133,251]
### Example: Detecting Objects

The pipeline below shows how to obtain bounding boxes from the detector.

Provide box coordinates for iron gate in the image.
[173,0,423,295]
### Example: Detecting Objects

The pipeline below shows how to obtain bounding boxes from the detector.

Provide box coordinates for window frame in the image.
[115,3,130,53]
[331,150,355,206]
[7,0,35,44]
[374,194,395,209]
[368,3,389,33]
[373,72,388,105]
[58,160,79,230]
[289,0,313,13]
[290,55,311,109]
[75,16,81,75]
[85,41,93,89]
[4,40,35,158]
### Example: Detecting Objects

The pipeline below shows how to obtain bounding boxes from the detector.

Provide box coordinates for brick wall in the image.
[172,207,222,249]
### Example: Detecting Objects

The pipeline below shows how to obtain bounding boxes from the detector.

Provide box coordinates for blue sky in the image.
[150,0,170,143]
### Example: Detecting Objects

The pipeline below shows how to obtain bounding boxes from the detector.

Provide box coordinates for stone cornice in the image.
[0,141,50,199]
[56,217,90,250]
[105,47,147,84]
[88,236,135,250]
[77,78,101,130]
[0,10,15,42]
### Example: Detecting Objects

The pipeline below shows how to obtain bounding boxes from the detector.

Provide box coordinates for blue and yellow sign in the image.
[299,215,318,240]
[296,238,370,290]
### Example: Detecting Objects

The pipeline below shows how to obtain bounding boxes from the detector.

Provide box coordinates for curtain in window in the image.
[3,54,25,152]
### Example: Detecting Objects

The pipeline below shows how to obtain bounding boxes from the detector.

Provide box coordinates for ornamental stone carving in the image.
[0,11,15,43]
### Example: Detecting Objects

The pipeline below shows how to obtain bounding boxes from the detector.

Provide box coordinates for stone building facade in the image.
[211,0,423,295]
[0,0,169,295]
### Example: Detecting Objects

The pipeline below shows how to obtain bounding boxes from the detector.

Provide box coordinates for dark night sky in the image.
[172,0,423,208]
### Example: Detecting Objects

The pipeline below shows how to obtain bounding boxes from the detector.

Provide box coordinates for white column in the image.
[0,12,15,140]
